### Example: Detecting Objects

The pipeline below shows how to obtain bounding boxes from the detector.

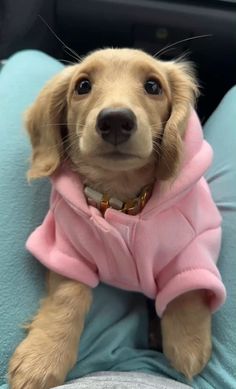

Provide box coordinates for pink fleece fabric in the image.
[26,110,226,317]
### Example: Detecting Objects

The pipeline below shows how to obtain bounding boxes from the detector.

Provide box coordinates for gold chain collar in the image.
[84,184,153,216]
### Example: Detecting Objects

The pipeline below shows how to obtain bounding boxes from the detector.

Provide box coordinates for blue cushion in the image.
[0,51,235,389]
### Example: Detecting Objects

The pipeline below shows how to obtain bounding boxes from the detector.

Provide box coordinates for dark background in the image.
[0,0,236,121]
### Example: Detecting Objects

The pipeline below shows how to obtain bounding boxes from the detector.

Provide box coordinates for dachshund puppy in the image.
[9,48,226,389]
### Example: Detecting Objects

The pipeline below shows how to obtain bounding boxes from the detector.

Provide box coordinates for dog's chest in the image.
[55,201,194,298]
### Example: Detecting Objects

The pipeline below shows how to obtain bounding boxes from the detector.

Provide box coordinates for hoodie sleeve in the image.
[155,178,226,317]
[26,191,99,288]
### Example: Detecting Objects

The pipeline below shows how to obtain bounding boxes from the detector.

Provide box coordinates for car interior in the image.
[1,0,236,122]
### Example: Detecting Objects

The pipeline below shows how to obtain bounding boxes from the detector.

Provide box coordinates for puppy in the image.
[9,48,226,389]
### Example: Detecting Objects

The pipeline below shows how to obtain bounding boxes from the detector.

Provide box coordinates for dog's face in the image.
[67,49,171,172]
[26,48,198,182]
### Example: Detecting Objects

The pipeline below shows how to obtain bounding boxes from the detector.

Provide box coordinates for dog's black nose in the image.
[96,108,136,145]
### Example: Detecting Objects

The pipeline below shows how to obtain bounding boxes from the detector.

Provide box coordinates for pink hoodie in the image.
[26,110,226,317]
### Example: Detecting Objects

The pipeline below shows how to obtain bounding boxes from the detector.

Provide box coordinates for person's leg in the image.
[0,50,62,386]
[190,87,236,389]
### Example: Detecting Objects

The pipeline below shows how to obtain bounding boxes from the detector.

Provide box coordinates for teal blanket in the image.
[0,51,235,388]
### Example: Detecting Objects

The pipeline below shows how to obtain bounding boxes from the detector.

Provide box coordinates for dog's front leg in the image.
[161,290,212,379]
[9,271,92,389]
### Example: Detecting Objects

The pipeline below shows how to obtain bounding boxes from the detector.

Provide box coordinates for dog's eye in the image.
[144,79,162,95]
[75,79,92,95]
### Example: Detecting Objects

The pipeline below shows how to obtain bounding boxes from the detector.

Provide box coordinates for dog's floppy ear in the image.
[158,61,199,180]
[26,67,74,180]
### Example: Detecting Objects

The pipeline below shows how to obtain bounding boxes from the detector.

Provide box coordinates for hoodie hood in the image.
[51,109,212,218]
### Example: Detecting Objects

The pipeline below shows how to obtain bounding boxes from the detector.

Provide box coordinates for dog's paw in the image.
[8,330,70,389]
[162,326,212,379]
[161,291,212,379]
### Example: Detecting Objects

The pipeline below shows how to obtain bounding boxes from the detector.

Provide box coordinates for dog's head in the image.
[26,48,198,182]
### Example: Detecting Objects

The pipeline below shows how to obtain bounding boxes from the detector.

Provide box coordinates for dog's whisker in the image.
[35,133,80,154]
[151,130,165,137]
[67,130,85,141]
[149,128,165,135]
[152,147,161,157]
[63,47,81,63]
[153,34,212,58]
[58,59,76,66]
[149,124,164,130]
[152,142,162,151]
[152,138,162,146]
[43,142,66,153]
[44,135,72,151]
[151,120,168,126]
[43,123,80,126]
[63,138,80,155]
[38,15,82,62]
[152,138,162,153]
[174,50,192,63]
